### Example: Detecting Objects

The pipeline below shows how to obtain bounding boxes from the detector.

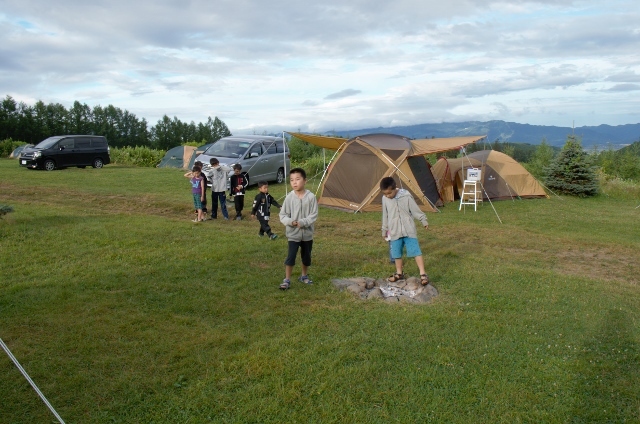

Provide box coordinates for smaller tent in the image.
[432,150,548,202]
[10,144,34,158]
[157,146,197,169]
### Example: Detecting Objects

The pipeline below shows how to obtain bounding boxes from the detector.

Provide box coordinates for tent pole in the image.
[1,337,66,424]
[460,149,502,223]
[282,131,288,196]
[315,142,346,197]
[478,182,502,224]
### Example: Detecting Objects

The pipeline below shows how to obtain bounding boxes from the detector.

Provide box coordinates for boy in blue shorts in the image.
[380,176,430,286]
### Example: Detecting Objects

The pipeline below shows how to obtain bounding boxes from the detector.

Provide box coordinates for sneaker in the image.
[223,217,229,220]
[270,234,278,240]
[192,219,201,222]
[258,234,265,237]
[211,216,217,220]
[235,216,242,221]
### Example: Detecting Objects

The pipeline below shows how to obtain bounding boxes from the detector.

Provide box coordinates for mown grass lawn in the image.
[1,158,639,423]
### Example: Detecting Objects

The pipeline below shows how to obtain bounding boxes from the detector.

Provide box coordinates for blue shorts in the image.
[390,237,422,259]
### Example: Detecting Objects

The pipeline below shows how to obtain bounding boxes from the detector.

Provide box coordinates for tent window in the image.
[381,149,404,161]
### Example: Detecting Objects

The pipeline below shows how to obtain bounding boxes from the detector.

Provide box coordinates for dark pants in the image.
[284,240,313,266]
[201,189,208,213]
[211,191,229,219]
[234,195,244,217]
[258,217,272,236]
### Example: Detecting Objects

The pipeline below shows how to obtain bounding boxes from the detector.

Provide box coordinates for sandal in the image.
[388,272,405,283]
[279,279,290,290]
[420,274,430,286]
[298,275,313,285]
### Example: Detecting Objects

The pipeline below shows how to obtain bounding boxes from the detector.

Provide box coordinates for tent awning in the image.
[285,132,347,151]
[286,132,485,155]
[408,136,486,157]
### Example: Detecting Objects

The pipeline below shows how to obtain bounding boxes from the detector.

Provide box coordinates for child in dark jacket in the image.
[251,181,281,239]
[229,164,249,220]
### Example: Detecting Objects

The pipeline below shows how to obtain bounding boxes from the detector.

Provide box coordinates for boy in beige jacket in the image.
[380,176,430,286]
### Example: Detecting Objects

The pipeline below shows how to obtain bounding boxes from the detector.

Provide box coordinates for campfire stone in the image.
[331,277,438,304]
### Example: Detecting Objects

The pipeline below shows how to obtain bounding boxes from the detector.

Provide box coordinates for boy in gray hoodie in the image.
[278,168,318,290]
[380,176,431,286]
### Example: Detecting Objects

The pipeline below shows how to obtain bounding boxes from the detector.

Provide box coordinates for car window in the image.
[58,138,75,149]
[276,141,289,153]
[91,138,107,147]
[205,140,252,158]
[246,143,263,158]
[265,141,278,154]
[35,137,63,149]
[75,138,90,148]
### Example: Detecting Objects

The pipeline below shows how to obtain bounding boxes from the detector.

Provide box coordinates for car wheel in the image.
[92,158,104,169]
[44,159,55,171]
[276,168,285,184]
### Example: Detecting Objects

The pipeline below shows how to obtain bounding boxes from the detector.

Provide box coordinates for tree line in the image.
[0,95,231,150]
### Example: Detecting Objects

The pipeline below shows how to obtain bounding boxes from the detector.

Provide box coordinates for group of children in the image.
[185,161,431,290]
[184,158,248,222]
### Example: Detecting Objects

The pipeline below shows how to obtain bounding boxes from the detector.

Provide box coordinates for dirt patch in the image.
[2,183,185,218]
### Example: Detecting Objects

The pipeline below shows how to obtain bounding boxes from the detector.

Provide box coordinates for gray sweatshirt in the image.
[381,188,428,241]
[203,164,231,192]
[279,189,318,242]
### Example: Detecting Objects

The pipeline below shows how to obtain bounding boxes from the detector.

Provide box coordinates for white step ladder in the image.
[459,168,483,211]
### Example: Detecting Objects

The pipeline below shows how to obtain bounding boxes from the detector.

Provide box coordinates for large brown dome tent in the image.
[286,132,486,212]
[432,150,548,202]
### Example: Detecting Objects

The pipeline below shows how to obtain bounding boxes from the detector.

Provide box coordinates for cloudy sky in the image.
[2,0,639,133]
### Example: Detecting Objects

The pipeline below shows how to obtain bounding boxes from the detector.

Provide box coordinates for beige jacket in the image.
[381,189,428,241]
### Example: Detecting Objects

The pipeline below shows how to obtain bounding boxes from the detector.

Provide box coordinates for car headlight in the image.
[33,151,42,158]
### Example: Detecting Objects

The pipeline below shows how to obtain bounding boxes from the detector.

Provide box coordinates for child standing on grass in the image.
[380,176,431,286]
[251,181,281,240]
[185,165,205,222]
[194,161,208,219]
[229,164,249,220]
[278,168,318,290]
[203,158,231,220]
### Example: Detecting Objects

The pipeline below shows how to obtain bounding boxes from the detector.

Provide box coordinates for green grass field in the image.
[1,158,639,423]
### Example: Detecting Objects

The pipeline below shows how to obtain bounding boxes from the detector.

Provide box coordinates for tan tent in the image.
[157,145,197,169]
[432,150,548,202]
[287,132,485,212]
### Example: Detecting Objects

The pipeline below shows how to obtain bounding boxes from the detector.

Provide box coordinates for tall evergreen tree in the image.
[544,134,598,197]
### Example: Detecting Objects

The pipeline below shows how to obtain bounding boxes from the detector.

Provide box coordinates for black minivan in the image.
[19,135,111,171]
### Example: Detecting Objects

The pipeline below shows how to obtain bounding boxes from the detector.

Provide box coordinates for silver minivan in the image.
[194,135,290,185]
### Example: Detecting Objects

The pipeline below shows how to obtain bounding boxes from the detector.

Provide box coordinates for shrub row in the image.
[109,146,166,167]
[0,138,28,157]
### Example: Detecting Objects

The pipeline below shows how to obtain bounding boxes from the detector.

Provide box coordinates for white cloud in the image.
[0,0,639,133]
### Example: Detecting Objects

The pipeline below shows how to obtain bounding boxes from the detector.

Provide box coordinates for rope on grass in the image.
[0,337,66,424]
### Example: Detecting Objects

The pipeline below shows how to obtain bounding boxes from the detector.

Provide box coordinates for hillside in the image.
[326,121,640,149]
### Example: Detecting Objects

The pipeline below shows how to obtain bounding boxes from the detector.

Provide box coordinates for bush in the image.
[0,138,28,158]
[110,146,166,167]
[0,204,14,219]
[288,136,323,161]
[597,170,640,201]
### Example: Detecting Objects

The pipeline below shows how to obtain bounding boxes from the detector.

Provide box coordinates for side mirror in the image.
[59,146,65,150]
[249,152,259,158]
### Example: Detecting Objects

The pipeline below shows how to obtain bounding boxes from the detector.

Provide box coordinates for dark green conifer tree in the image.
[544,134,598,197]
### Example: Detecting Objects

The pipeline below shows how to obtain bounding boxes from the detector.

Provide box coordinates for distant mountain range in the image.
[325,121,640,149]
